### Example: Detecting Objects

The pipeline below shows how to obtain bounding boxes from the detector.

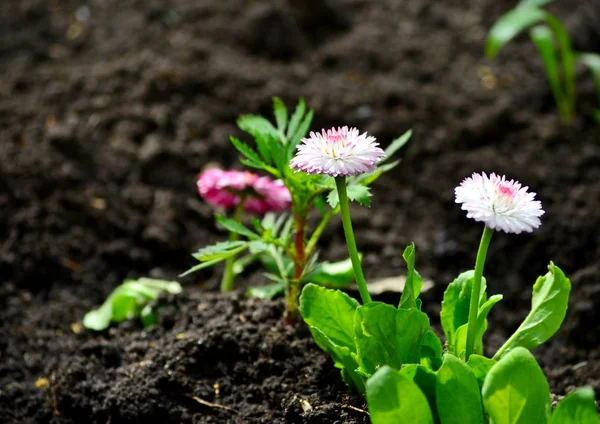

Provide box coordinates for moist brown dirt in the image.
[1,0,599,422]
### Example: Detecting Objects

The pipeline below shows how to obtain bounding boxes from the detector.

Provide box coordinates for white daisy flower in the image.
[455,172,544,234]
[290,126,385,177]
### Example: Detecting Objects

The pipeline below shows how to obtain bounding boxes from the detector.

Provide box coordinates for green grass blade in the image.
[518,0,557,8]
[485,7,547,59]
[545,14,576,119]
[529,24,570,121]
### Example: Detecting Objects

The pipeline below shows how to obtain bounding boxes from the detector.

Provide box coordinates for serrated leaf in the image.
[494,263,570,359]
[191,240,249,262]
[551,387,600,424]
[399,243,423,310]
[483,347,551,424]
[436,354,485,424]
[327,184,371,208]
[286,98,306,140]
[384,129,412,160]
[485,7,547,59]
[272,97,288,133]
[237,114,279,139]
[216,216,259,240]
[230,136,270,171]
[367,366,434,424]
[287,109,314,159]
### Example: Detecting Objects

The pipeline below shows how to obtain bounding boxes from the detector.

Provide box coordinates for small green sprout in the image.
[83,277,182,331]
[486,0,600,123]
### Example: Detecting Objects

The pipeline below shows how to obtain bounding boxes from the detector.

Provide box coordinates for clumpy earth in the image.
[1,0,599,422]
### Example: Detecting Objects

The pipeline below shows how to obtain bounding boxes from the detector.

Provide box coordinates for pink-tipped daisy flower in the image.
[455,172,544,234]
[197,169,291,214]
[290,126,386,177]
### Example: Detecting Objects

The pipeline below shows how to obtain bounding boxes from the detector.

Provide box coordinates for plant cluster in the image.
[486,0,600,122]
[182,98,409,321]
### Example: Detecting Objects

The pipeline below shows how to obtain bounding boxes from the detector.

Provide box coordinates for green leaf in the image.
[482,347,551,424]
[419,330,443,370]
[302,257,356,288]
[192,240,249,262]
[354,302,432,377]
[327,184,371,208]
[518,0,557,8]
[551,387,600,424]
[247,282,285,299]
[367,366,434,424]
[83,278,182,331]
[272,97,288,133]
[530,24,569,119]
[399,243,424,310]
[354,160,400,187]
[384,129,412,160]
[230,136,275,173]
[299,283,359,349]
[436,354,485,424]
[286,98,306,140]
[399,364,439,418]
[494,263,570,360]
[440,270,487,355]
[179,257,224,277]
[236,114,279,139]
[475,294,503,347]
[467,354,496,389]
[485,7,547,59]
[216,216,259,240]
[579,53,600,102]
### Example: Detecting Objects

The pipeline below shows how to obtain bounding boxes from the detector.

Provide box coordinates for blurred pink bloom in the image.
[197,169,291,214]
[290,126,385,177]
[455,172,544,234]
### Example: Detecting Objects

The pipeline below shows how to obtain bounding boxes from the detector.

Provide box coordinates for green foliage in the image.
[398,243,424,310]
[301,257,356,288]
[466,354,496,389]
[367,366,434,424]
[83,278,182,331]
[578,53,600,120]
[485,2,588,122]
[482,347,551,424]
[494,263,570,359]
[551,387,600,424]
[436,354,484,424]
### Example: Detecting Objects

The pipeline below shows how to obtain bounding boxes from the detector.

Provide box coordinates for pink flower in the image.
[290,126,386,177]
[455,172,544,234]
[197,169,291,214]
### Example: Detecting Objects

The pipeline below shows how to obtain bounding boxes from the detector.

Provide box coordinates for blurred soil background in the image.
[1,0,599,422]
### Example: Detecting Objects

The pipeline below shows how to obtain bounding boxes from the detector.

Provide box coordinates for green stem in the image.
[220,200,245,292]
[304,207,338,260]
[465,226,494,359]
[335,176,371,304]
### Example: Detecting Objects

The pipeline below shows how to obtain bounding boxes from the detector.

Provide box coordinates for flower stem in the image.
[220,200,245,292]
[335,176,371,304]
[285,212,306,324]
[465,226,494,359]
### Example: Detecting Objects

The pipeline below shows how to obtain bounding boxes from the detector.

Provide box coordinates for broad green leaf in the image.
[299,283,359,349]
[551,387,600,424]
[354,302,432,376]
[518,0,557,8]
[83,278,182,331]
[475,294,503,347]
[436,354,485,424]
[310,326,365,393]
[216,216,259,240]
[483,347,551,424]
[247,282,285,299]
[399,243,423,310]
[367,366,434,424]
[272,97,288,133]
[530,24,570,119]
[485,7,547,59]
[467,354,496,389]
[494,263,570,359]
[192,241,249,262]
[400,364,439,418]
[440,271,487,354]
[302,257,355,288]
[383,129,412,160]
[419,330,443,370]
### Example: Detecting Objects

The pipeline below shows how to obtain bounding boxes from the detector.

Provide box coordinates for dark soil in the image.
[1,0,599,422]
